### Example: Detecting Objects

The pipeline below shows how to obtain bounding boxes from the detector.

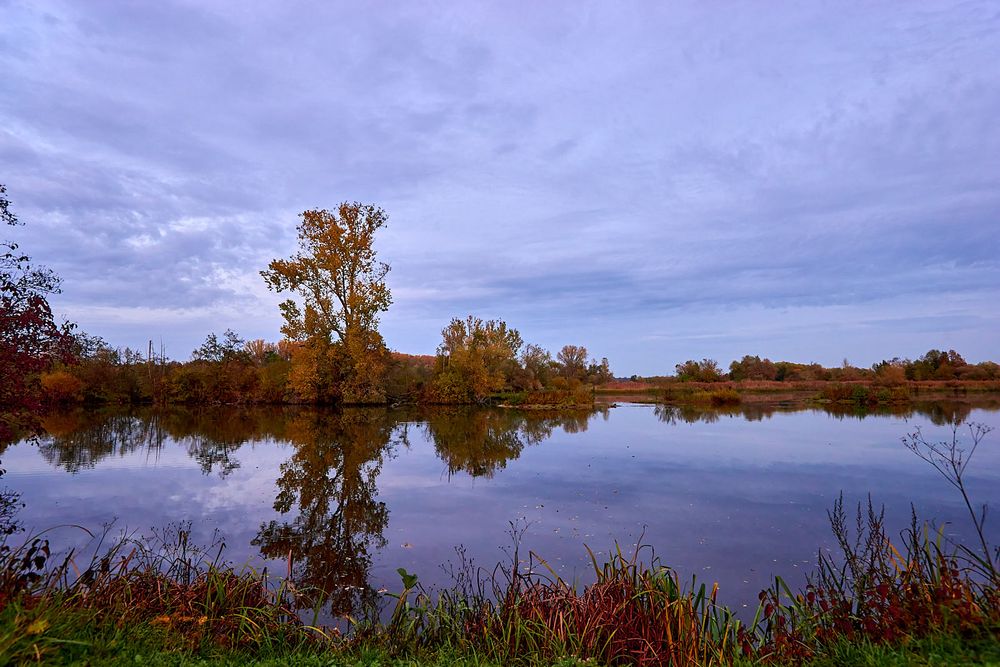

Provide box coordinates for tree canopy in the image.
[1,184,73,440]
[261,204,391,345]
[433,316,523,403]
[262,204,392,404]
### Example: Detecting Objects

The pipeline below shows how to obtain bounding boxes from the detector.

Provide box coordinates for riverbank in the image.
[3,501,997,666]
[597,379,1000,409]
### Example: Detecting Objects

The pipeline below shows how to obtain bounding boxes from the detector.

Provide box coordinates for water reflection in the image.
[654,403,779,424]
[37,410,168,473]
[252,409,403,614]
[36,408,281,476]
[13,399,999,619]
[32,406,609,479]
[424,407,602,478]
[653,400,984,425]
[26,405,610,615]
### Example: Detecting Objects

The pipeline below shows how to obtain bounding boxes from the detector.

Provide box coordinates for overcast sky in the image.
[2,1,998,374]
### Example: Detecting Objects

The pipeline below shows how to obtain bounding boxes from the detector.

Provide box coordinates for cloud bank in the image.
[2,1,998,374]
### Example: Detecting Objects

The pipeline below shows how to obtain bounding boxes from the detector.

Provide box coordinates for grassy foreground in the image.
[2,500,998,666]
[3,632,1000,666]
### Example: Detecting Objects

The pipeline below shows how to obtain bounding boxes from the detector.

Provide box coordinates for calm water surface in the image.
[2,401,999,616]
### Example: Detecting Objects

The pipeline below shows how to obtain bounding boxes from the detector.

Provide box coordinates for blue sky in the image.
[2,1,998,375]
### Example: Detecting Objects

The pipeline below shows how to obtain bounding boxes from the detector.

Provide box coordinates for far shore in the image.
[595,378,1000,409]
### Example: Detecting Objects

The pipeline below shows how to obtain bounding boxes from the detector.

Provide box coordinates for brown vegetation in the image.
[4,493,996,665]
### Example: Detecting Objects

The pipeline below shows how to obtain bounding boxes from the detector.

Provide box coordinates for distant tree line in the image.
[666,350,1000,384]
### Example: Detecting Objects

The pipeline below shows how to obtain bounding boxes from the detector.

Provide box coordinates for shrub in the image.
[707,388,741,406]
[39,370,84,404]
[819,383,854,402]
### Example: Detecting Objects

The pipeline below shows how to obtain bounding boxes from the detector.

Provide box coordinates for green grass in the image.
[3,588,999,666]
[789,633,1000,667]
[14,629,1000,666]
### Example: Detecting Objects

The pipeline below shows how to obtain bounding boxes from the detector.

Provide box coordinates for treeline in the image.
[663,349,1000,384]
[3,194,613,430]
[35,320,613,408]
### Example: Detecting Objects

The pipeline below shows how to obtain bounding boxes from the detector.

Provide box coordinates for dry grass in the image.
[0,525,323,663]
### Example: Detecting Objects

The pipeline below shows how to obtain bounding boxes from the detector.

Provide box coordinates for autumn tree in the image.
[261,204,392,404]
[1,184,74,440]
[586,356,614,385]
[192,329,247,363]
[514,343,553,391]
[728,355,777,382]
[675,358,724,382]
[244,339,277,365]
[909,349,967,381]
[433,316,523,403]
[556,345,589,381]
[872,359,907,386]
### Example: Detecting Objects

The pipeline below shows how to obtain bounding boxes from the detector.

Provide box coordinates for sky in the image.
[2,1,998,376]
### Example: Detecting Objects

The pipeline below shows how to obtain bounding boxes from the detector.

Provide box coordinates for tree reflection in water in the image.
[653,400,979,425]
[34,407,298,476]
[252,408,405,616]
[25,404,608,616]
[36,409,168,473]
[12,399,997,619]
[423,408,599,478]
[251,407,604,615]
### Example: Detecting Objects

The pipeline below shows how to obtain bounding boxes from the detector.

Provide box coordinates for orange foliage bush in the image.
[40,370,84,404]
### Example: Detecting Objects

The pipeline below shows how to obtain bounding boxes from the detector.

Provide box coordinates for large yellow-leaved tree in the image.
[261,204,392,404]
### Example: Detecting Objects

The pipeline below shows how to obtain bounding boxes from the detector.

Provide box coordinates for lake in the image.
[2,400,998,618]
